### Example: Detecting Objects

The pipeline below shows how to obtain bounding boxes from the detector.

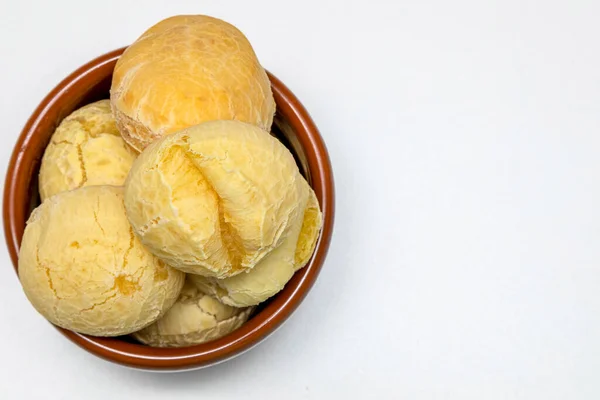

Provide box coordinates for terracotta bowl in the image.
[3,47,334,371]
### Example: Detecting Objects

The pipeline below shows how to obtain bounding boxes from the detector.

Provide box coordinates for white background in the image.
[1,0,599,398]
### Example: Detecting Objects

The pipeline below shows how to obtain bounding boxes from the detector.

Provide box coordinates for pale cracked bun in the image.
[123,120,308,279]
[132,277,253,348]
[110,15,275,152]
[187,182,322,307]
[18,186,185,337]
[38,100,137,201]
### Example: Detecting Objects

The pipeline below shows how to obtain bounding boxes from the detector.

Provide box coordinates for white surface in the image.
[1,0,599,398]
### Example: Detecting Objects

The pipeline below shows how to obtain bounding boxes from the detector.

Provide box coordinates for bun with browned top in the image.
[110,15,275,151]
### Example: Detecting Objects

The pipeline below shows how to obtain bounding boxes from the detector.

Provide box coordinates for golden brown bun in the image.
[132,277,253,347]
[18,186,185,337]
[186,181,321,307]
[187,211,303,307]
[110,15,275,151]
[38,100,137,201]
[123,120,308,279]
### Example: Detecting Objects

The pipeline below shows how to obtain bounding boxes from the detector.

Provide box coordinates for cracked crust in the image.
[38,100,138,201]
[18,186,185,337]
[187,197,304,307]
[132,277,253,347]
[110,15,275,151]
[187,178,322,307]
[123,121,308,279]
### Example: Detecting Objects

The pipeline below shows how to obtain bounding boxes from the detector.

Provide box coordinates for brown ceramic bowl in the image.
[3,47,334,371]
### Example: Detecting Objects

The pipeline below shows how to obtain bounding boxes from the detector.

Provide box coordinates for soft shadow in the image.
[117,330,280,388]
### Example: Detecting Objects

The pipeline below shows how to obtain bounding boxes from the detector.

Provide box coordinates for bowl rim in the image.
[3,47,335,371]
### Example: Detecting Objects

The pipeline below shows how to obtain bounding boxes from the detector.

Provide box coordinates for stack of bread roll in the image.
[17,15,322,348]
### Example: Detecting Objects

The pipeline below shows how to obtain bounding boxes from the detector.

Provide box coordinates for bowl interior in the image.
[4,48,333,371]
